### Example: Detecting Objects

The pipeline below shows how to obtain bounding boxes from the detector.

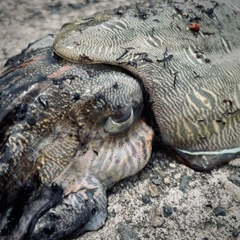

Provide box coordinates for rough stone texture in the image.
[0,1,240,240]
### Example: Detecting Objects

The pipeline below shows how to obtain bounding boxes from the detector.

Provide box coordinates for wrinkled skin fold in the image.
[0,0,240,239]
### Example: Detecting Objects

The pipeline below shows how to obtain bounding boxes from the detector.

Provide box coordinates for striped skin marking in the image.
[184,45,205,65]
[53,0,240,169]
[220,36,232,54]
[0,33,153,240]
[0,38,154,240]
[37,125,80,182]
[51,119,154,190]
[13,54,46,72]
[48,65,72,79]
[32,176,107,239]
[175,146,240,170]
[176,146,240,156]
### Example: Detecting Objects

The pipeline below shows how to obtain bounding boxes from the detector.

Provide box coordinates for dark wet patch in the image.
[0,179,37,235]
[15,102,28,121]
[27,116,37,126]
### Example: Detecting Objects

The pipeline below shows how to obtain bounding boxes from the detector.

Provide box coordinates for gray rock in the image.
[213,206,227,216]
[150,207,165,228]
[151,178,161,185]
[228,158,240,167]
[163,205,173,218]
[223,180,240,202]
[148,182,160,197]
[142,195,151,204]
[118,224,140,240]
[232,229,239,238]
[228,175,240,187]
[180,174,189,193]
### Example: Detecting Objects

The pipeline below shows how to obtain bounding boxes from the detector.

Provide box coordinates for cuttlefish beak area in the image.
[47,118,154,192]
[31,119,153,239]
[1,118,153,239]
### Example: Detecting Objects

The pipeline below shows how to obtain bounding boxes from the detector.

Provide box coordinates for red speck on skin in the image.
[189,22,200,32]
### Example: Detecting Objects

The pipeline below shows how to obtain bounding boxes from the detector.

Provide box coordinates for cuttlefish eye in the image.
[99,73,143,134]
[69,69,144,134]
[103,103,143,134]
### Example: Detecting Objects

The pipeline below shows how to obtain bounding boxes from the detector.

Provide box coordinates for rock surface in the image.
[0,1,239,239]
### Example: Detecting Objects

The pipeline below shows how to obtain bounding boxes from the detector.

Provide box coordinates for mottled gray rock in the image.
[151,177,161,186]
[163,205,173,218]
[180,174,189,193]
[163,177,171,185]
[118,224,140,240]
[150,207,165,228]
[213,206,227,217]
[223,179,240,203]
[228,175,240,187]
[229,158,240,167]
[142,195,151,204]
[148,182,160,198]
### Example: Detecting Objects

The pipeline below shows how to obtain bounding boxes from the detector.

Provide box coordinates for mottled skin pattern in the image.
[0,0,239,239]
[0,36,153,239]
